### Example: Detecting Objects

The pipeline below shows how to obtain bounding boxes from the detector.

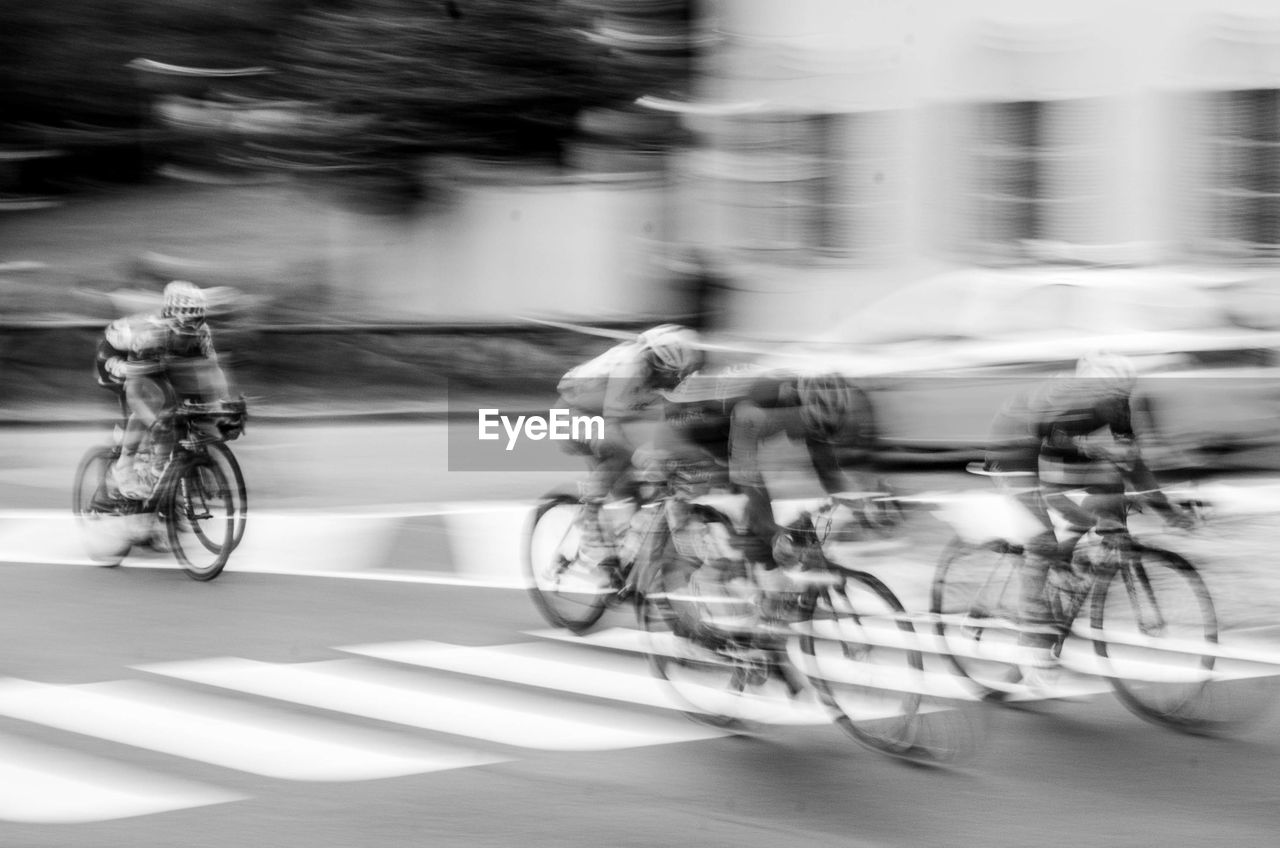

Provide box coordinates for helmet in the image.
[1075,351,1137,396]
[163,280,206,329]
[639,324,702,388]
[796,372,858,442]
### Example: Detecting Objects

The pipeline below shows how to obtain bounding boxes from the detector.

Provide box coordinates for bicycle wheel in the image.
[72,446,131,566]
[636,514,805,733]
[1092,543,1231,734]
[801,570,977,763]
[208,442,247,550]
[165,454,236,581]
[931,538,1027,699]
[525,495,615,633]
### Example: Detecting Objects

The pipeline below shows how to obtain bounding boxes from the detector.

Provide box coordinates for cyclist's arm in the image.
[803,436,853,496]
[101,317,163,380]
[194,325,230,400]
[602,366,663,452]
[1104,396,1188,522]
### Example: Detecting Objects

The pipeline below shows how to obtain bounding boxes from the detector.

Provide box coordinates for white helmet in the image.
[1076,351,1137,396]
[638,324,702,388]
[163,280,206,329]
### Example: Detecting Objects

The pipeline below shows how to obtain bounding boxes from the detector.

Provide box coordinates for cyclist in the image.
[986,351,1192,665]
[659,365,881,614]
[556,324,705,571]
[95,280,231,499]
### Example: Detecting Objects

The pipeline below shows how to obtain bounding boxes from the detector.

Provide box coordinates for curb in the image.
[0,504,535,587]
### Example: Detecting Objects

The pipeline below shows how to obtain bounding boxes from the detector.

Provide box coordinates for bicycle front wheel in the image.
[525,495,614,633]
[1091,543,1230,734]
[165,454,237,581]
[208,442,247,550]
[72,445,130,566]
[931,538,1026,699]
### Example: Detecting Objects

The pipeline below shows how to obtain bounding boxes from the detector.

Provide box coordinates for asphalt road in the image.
[2,421,1280,846]
[2,541,1279,847]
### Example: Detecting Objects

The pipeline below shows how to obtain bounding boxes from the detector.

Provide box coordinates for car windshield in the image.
[820,270,1237,345]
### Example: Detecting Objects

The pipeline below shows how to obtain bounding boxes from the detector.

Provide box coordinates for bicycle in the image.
[636,489,978,764]
[73,397,248,581]
[525,453,908,635]
[525,461,722,634]
[929,462,1243,735]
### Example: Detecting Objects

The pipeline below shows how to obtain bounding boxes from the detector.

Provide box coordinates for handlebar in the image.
[171,396,249,443]
[174,396,245,417]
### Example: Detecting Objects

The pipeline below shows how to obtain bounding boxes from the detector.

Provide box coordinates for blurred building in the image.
[651,0,1280,338]
[117,0,1280,329]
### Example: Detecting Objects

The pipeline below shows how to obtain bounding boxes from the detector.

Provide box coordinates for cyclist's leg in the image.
[114,376,170,495]
[1011,486,1072,660]
[575,438,631,568]
[726,402,782,570]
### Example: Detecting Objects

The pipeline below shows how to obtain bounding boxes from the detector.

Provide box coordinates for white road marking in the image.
[0,732,244,823]
[523,626,656,655]
[136,656,731,750]
[340,639,712,711]
[0,678,504,781]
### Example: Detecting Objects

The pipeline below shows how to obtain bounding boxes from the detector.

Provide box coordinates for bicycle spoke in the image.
[168,457,235,581]
[1091,544,1239,734]
[931,541,1027,697]
[525,498,613,633]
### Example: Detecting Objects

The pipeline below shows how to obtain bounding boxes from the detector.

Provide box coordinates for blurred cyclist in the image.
[95,280,231,499]
[660,365,881,613]
[556,324,704,571]
[985,351,1192,665]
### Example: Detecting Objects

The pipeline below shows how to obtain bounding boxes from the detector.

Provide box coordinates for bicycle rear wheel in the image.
[1092,543,1233,734]
[636,558,803,733]
[525,495,615,633]
[72,445,131,566]
[931,538,1026,699]
[165,454,236,581]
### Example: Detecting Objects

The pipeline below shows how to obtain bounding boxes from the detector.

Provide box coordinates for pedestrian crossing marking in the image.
[0,731,245,824]
[136,655,731,751]
[340,639,693,710]
[0,677,504,782]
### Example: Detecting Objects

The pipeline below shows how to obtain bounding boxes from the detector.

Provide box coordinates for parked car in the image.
[721,265,1280,468]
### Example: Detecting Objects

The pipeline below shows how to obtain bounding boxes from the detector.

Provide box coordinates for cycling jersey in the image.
[988,374,1176,534]
[662,366,858,567]
[662,366,848,492]
[96,312,229,411]
[1029,380,1135,487]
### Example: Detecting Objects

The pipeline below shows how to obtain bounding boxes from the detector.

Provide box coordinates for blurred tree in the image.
[266,0,683,206]
[0,0,694,194]
[0,0,304,181]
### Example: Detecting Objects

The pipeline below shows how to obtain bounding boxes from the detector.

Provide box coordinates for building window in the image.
[950,97,1104,263]
[1193,88,1280,259]
[691,109,902,263]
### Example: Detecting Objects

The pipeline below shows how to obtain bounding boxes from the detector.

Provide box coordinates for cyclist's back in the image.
[662,366,875,604]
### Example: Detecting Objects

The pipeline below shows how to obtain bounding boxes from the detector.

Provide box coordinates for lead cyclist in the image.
[95,281,233,500]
